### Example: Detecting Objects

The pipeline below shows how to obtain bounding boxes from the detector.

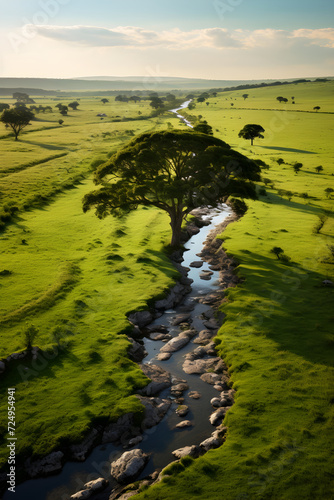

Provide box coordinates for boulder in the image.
[0,361,5,372]
[190,261,203,268]
[199,273,212,281]
[172,445,200,459]
[171,313,192,326]
[70,490,92,499]
[137,396,171,429]
[175,405,189,417]
[156,352,171,361]
[160,334,190,354]
[127,436,143,447]
[210,397,222,408]
[200,373,221,385]
[182,357,221,375]
[84,477,108,492]
[185,346,207,361]
[128,311,153,329]
[127,339,147,362]
[193,330,215,345]
[203,319,219,330]
[170,383,189,395]
[209,408,227,426]
[200,436,221,452]
[149,333,172,341]
[25,451,64,478]
[139,364,171,396]
[69,428,99,461]
[102,413,135,444]
[175,420,192,429]
[110,449,149,484]
[188,391,201,399]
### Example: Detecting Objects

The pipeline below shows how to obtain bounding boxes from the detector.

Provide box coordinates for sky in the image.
[0,0,333,80]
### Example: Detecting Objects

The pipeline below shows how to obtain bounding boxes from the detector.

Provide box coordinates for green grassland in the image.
[134,82,334,499]
[0,97,182,468]
[0,83,333,498]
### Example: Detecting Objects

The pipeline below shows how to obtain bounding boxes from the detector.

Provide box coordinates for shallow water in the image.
[169,100,194,128]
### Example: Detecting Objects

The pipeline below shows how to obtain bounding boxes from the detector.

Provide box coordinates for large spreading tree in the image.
[83,130,261,246]
[0,108,34,141]
[238,124,265,146]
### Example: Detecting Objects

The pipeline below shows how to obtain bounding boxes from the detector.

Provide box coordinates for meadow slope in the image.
[134,82,334,499]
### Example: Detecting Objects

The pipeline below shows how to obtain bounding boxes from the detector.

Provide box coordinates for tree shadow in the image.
[258,145,317,154]
[262,191,324,215]
[21,140,66,151]
[231,250,334,367]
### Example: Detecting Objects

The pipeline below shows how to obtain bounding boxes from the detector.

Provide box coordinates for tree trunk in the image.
[251,138,254,145]
[169,210,184,247]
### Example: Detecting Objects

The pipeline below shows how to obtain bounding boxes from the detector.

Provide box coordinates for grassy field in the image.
[134,82,334,499]
[0,96,182,469]
[0,83,333,498]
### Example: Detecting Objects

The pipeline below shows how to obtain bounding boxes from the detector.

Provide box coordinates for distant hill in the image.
[0,76,332,95]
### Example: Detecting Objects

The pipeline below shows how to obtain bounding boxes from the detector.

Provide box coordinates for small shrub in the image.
[229,198,248,216]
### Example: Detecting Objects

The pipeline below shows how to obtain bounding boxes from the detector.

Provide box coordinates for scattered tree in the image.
[238,124,265,145]
[150,97,164,109]
[276,158,285,165]
[101,98,109,104]
[197,97,206,103]
[242,94,249,100]
[0,103,10,112]
[324,187,334,198]
[68,101,80,110]
[0,108,34,140]
[58,119,64,125]
[193,121,213,135]
[270,247,284,259]
[315,166,323,173]
[83,130,260,247]
[13,92,35,104]
[286,191,293,201]
[166,93,176,102]
[313,106,320,112]
[293,162,303,174]
[130,96,141,103]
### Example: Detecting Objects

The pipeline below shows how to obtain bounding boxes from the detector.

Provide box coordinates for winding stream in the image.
[169,100,193,128]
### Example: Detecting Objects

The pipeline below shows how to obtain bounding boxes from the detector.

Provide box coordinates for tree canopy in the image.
[83,130,260,246]
[238,124,265,145]
[0,107,34,140]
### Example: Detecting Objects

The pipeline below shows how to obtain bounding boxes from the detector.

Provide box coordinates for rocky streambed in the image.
[3,205,239,500]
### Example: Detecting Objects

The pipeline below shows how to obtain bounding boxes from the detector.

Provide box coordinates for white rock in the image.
[110,449,149,484]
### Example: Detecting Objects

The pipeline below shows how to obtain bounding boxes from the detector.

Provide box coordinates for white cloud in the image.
[291,28,334,48]
[24,25,334,52]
